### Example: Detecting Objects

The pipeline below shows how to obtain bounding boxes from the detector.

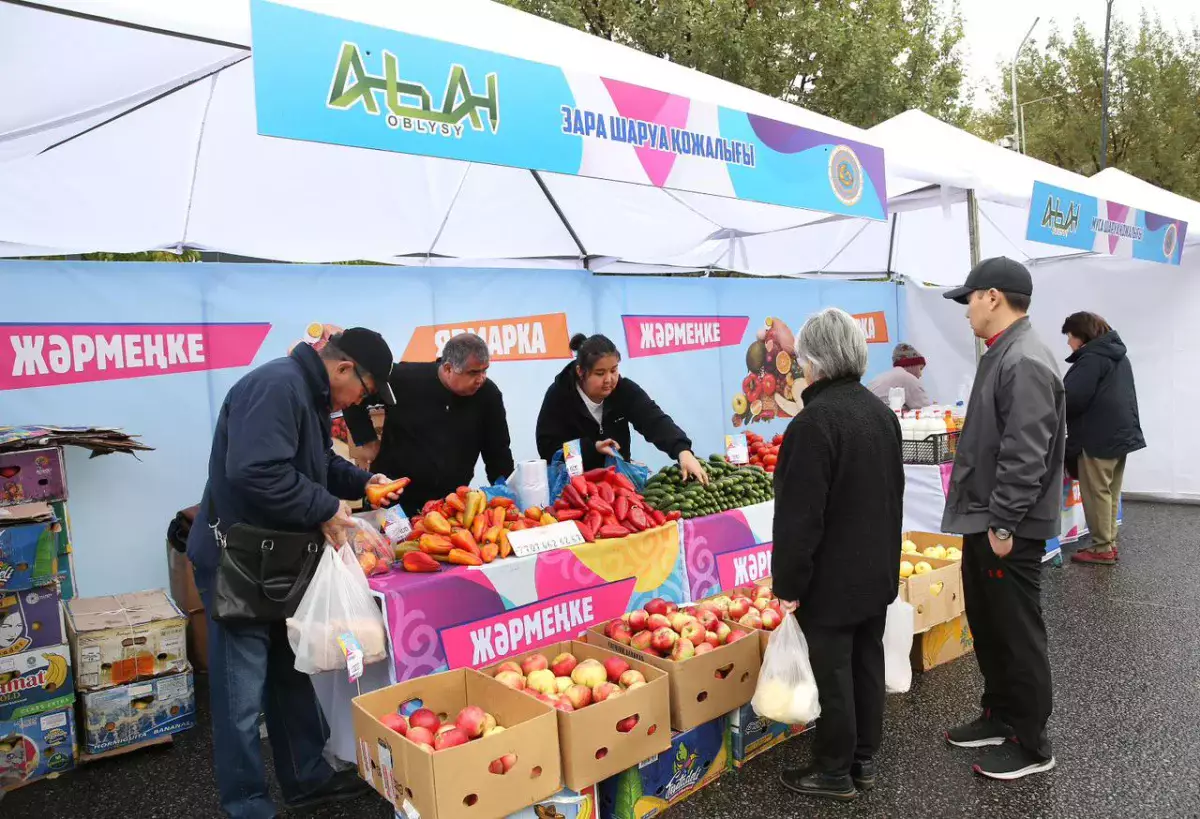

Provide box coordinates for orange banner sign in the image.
[401,313,572,363]
[853,311,890,344]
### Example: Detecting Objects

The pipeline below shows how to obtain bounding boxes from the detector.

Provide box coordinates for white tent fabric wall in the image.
[0,0,894,274]
[903,255,1200,502]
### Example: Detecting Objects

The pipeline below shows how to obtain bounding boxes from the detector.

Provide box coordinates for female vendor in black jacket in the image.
[536,334,709,484]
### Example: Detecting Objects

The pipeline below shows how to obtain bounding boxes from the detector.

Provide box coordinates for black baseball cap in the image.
[337,327,396,405]
[943,257,1034,305]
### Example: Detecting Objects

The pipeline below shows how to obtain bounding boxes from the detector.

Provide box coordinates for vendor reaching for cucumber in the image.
[536,333,709,485]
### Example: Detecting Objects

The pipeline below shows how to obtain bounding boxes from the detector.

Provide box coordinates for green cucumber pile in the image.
[642,455,775,519]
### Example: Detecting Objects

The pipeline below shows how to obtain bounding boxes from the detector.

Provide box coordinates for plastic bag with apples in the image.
[287,544,387,674]
[883,596,915,694]
[751,613,821,725]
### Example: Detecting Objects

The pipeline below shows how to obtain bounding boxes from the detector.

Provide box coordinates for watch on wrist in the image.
[993,528,1012,541]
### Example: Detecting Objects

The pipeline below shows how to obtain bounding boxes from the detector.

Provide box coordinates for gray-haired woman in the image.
[770,308,905,801]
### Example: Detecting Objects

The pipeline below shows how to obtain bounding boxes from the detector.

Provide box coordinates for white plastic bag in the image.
[883,596,915,694]
[751,614,821,725]
[287,544,387,674]
[509,459,550,510]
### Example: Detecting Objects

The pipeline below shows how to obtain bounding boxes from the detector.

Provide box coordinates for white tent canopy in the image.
[0,0,906,273]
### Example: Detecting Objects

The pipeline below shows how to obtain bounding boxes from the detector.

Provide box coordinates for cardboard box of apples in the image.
[482,640,672,791]
[351,668,562,819]
[692,581,781,657]
[588,597,761,732]
[899,532,965,633]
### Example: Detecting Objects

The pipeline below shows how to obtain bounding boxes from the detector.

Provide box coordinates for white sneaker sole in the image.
[946,735,1007,749]
[973,756,1057,781]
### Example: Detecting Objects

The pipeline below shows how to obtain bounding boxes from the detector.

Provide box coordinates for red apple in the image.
[565,684,593,709]
[521,654,549,675]
[704,631,721,649]
[761,608,783,630]
[670,637,696,662]
[753,597,772,613]
[604,656,631,683]
[664,602,678,616]
[494,670,526,691]
[651,627,678,653]
[647,613,671,632]
[489,753,517,774]
[455,706,487,739]
[715,623,733,644]
[593,682,622,702]
[628,610,649,633]
[611,625,634,645]
[618,669,646,688]
[433,727,470,751]
[380,713,408,736]
[739,610,763,629]
[616,715,639,733]
[406,726,435,750]
[571,659,607,689]
[694,642,715,656]
[679,621,706,644]
[668,612,694,633]
[728,597,753,620]
[409,709,441,733]
[631,631,654,652]
[553,699,575,713]
[550,653,579,678]
[695,610,720,632]
[726,629,748,643]
[496,661,523,677]
[645,598,669,616]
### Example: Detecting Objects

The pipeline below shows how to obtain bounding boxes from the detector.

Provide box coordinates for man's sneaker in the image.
[284,769,372,810]
[1072,549,1116,566]
[972,739,1056,781]
[780,768,858,801]
[850,758,877,791]
[945,711,1012,748]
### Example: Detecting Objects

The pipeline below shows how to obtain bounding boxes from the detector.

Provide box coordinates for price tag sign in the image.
[725,434,748,465]
[337,631,364,683]
[563,439,585,477]
[382,505,412,544]
[507,520,586,558]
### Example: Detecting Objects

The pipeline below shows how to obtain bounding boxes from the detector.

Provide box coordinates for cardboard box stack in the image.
[0,449,78,792]
[901,532,973,671]
[65,590,196,756]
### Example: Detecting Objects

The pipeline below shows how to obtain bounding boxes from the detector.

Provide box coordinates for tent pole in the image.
[967,189,986,363]
[885,212,899,278]
[2,0,251,50]
[531,170,589,270]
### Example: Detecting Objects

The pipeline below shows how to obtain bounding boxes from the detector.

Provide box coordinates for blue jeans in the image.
[195,566,334,819]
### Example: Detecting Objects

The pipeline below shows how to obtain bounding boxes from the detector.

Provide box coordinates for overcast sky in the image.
[961,0,1198,94]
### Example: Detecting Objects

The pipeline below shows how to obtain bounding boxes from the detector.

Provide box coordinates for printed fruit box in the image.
[79,670,196,755]
[353,668,562,819]
[588,620,760,733]
[481,639,672,792]
[0,448,67,508]
[727,700,811,767]
[0,643,74,722]
[599,716,729,819]
[0,706,76,792]
[0,586,65,657]
[0,505,60,593]
[912,613,974,672]
[502,785,597,819]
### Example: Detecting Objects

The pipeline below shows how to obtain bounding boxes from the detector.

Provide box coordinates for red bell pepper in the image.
[609,472,637,493]
[576,521,596,543]
[651,509,666,526]
[597,482,616,504]
[562,485,588,510]
[582,468,609,481]
[596,523,629,540]
[570,475,589,497]
[555,508,585,521]
[586,511,603,534]
[614,496,630,522]
[586,496,614,516]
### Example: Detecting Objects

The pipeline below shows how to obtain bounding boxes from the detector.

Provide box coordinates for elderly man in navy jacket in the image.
[188,328,400,819]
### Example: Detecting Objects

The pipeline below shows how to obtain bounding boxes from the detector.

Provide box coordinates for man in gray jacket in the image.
[939,257,1066,782]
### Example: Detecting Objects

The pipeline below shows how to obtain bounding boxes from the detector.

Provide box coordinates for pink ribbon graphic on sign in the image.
[601,78,691,187]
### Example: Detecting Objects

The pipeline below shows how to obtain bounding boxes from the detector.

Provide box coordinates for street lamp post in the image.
[1100,0,1115,169]
[1011,17,1041,154]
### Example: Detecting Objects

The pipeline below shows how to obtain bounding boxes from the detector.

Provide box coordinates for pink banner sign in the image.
[0,323,272,390]
[622,315,749,359]
[715,542,774,591]
[440,578,637,669]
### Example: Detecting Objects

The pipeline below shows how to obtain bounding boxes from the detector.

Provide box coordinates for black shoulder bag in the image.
[207,491,324,623]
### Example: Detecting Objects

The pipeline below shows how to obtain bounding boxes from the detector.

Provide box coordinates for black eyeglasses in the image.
[353,366,373,396]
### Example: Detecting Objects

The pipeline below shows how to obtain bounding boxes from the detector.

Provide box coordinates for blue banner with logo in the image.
[1026,181,1187,266]
[249,0,887,220]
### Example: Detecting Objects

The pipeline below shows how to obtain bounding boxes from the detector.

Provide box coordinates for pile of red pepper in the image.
[552,467,681,542]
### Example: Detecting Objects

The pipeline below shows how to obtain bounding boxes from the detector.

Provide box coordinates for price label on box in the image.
[382,506,412,543]
[563,439,584,478]
[507,520,586,558]
[725,434,748,465]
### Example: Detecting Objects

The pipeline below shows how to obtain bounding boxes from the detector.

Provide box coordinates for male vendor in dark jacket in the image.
[344,332,515,512]
[188,328,401,819]
[940,257,1066,782]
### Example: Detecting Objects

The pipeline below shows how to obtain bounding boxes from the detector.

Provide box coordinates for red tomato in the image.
[764,453,778,467]
[772,434,783,446]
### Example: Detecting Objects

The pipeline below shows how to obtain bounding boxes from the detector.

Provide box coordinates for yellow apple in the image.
[899,560,914,579]
[946,547,962,561]
[901,540,918,554]
[914,561,933,575]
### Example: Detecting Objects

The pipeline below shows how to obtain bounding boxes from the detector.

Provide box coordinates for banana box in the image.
[0,505,60,593]
[79,669,195,754]
[728,701,811,767]
[0,587,65,658]
[0,643,74,722]
[599,716,729,819]
[0,706,76,792]
[66,589,188,691]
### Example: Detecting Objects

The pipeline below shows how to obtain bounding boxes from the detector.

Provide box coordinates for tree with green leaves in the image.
[502,0,969,128]
[972,14,1200,199]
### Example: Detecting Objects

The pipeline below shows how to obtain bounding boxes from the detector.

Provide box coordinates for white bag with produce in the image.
[287,543,387,675]
[751,613,821,725]
[883,595,915,694]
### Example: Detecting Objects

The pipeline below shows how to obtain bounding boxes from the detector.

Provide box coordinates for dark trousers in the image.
[801,612,887,778]
[195,566,334,819]
[962,533,1054,760]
